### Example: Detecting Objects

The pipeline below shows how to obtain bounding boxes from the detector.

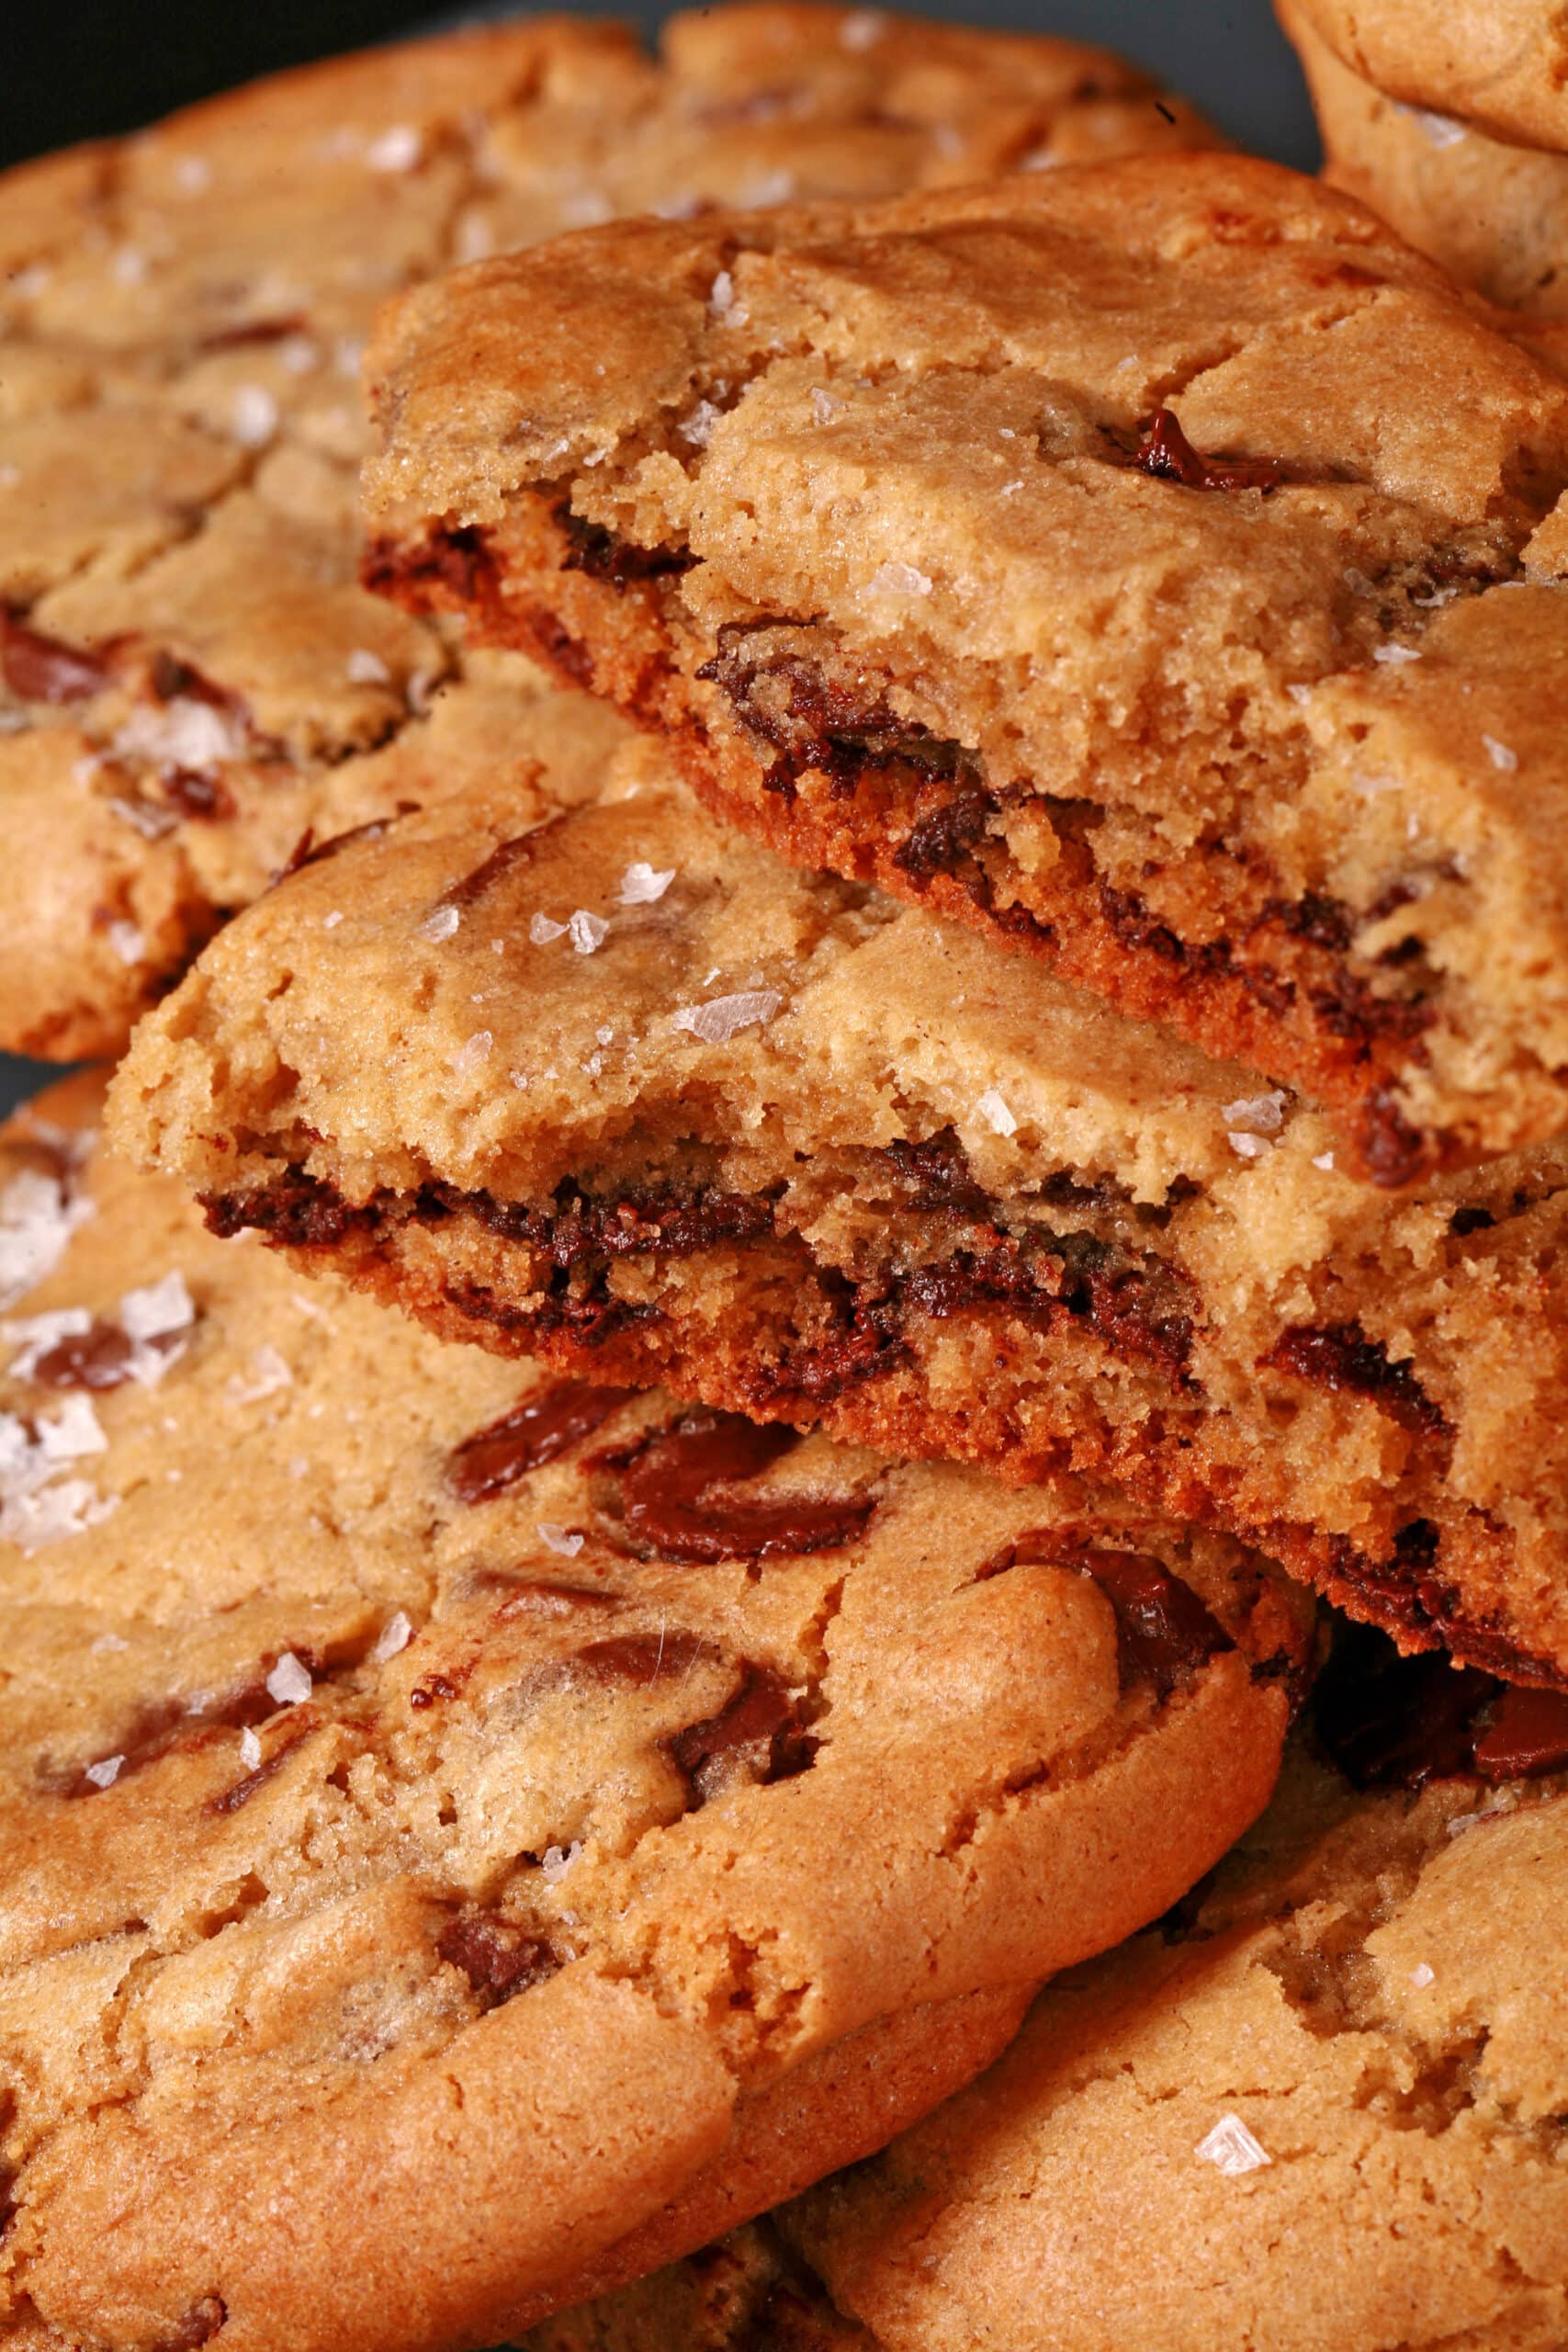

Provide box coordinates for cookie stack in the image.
[5,11,1568,2350]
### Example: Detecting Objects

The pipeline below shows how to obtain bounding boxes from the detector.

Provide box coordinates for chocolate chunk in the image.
[30,1319,136,1391]
[409,1673,462,1709]
[151,2298,227,2352]
[201,1167,384,1248]
[281,811,412,877]
[882,1127,991,1216]
[1314,1621,1568,1789]
[1133,408,1282,494]
[210,1724,312,1815]
[490,1577,619,1621]
[670,1664,817,1804]
[1262,1320,1450,1441]
[617,1409,874,1564]
[556,504,694,590]
[698,621,964,796]
[161,769,237,822]
[447,1381,635,1505]
[1472,1685,1568,1780]
[436,1913,561,2009]
[198,317,308,350]
[570,1630,711,1684]
[0,612,113,703]
[438,824,558,912]
[1358,1087,1433,1190]
[1077,1546,1231,1696]
[61,1659,309,1798]
[891,788,994,885]
[362,522,495,607]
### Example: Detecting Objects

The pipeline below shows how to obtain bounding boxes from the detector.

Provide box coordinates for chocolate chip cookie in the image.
[0,1073,1308,2352]
[0,8,1215,1063]
[1283,0,1568,155]
[361,153,1568,1184]
[533,1625,1568,2352]
[109,775,1568,1690]
[1282,0,1568,317]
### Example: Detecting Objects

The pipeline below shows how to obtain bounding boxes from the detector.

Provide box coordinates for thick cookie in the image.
[1282,0,1568,155]
[535,1628,1568,2352]
[0,8,1215,1062]
[361,153,1568,1183]
[109,777,1568,1690]
[0,1076,1307,2352]
[1282,0,1568,316]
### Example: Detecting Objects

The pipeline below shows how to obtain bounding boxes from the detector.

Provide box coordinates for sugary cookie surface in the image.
[1284,0,1568,153]
[363,151,1568,1182]
[111,775,1568,1688]
[0,6,1214,1060]
[0,1078,1303,2352]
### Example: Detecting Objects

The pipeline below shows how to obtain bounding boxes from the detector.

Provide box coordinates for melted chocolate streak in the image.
[694,626,1435,1188]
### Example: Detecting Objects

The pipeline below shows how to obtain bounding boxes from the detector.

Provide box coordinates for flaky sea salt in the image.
[530,912,568,945]
[227,1344,292,1406]
[5,1306,90,1380]
[618,862,675,905]
[1409,1962,1435,1988]
[742,168,795,207]
[175,155,212,191]
[106,922,144,966]
[421,904,461,944]
[679,399,722,447]
[114,696,246,771]
[372,1610,413,1662]
[1373,643,1421,665]
[84,1754,124,1789]
[108,795,177,842]
[38,1394,107,1464]
[540,1839,582,1883]
[569,910,610,955]
[1222,1091,1287,1136]
[91,1631,129,1654]
[346,647,391,684]
[1401,103,1467,149]
[537,1522,585,1556]
[840,7,886,48]
[2,1476,116,1551]
[366,123,422,173]
[1195,2115,1270,2177]
[239,1726,263,1770]
[867,560,932,597]
[671,989,782,1045]
[230,384,278,447]
[1286,683,1313,706]
[811,386,845,424]
[708,268,749,327]
[1483,734,1518,772]
[453,1029,492,1077]
[265,1651,313,1705]
[0,1167,95,1309]
[112,245,147,285]
[976,1087,1018,1137]
[1313,1150,1336,1172]
[1227,1133,1271,1160]
[322,910,343,931]
[119,1269,197,1383]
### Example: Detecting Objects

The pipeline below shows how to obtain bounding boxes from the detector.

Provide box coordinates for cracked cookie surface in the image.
[110,775,1568,1690]
[0,1074,1306,2352]
[1282,0,1568,154]
[363,152,1568,1182]
[533,1625,1568,2352]
[1283,0,1568,320]
[0,6,1215,1062]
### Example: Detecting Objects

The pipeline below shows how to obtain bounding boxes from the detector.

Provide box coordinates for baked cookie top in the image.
[533,1628,1568,2352]
[109,774,1568,1687]
[361,151,1568,1181]
[0,7,1215,1063]
[0,1075,1305,2352]
[1283,0,1568,155]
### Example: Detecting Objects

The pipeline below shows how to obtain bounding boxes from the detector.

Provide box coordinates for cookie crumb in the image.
[1195,2114,1270,2176]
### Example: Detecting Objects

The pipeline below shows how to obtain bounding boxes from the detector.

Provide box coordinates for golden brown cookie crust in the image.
[1284,0,1568,154]
[0,1079,1303,2351]
[1283,0,1568,318]
[361,153,1568,1183]
[0,7,1216,1061]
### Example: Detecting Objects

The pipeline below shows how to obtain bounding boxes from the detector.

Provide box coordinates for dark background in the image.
[0,0,1314,1118]
[5,1,1316,173]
